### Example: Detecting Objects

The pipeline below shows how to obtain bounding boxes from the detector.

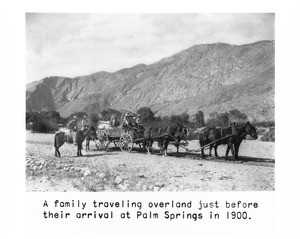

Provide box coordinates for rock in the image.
[142,185,148,191]
[98,173,106,179]
[83,169,92,177]
[154,182,165,188]
[114,176,124,184]
[119,181,130,191]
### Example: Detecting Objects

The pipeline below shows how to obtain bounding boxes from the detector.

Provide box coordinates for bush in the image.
[206,112,229,127]
[260,128,275,142]
[26,111,61,133]
[31,119,58,133]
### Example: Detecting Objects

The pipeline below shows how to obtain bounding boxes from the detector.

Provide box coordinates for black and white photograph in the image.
[25,13,275,192]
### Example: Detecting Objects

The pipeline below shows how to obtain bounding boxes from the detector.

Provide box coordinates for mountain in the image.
[26,41,275,121]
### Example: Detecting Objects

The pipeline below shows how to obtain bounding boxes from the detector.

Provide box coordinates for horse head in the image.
[244,121,258,139]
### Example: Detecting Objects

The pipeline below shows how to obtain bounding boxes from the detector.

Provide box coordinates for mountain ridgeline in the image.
[26,41,275,121]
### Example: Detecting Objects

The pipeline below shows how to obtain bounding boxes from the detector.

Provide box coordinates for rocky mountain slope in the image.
[26,41,275,121]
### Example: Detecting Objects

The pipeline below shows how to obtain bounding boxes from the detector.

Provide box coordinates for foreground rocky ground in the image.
[26,131,275,192]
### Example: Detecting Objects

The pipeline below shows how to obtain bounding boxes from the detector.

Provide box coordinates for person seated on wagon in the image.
[133,116,144,132]
[122,112,134,129]
[110,114,120,127]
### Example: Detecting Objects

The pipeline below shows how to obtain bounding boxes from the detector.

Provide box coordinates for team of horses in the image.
[54,121,258,162]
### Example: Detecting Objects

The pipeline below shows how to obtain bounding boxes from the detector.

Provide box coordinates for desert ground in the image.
[26,131,274,192]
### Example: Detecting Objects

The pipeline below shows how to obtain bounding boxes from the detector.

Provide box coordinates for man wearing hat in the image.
[67,115,78,145]
[81,115,89,130]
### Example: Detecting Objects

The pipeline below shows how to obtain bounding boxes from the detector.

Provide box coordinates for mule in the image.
[142,127,161,154]
[160,123,189,156]
[54,125,97,157]
[199,122,258,161]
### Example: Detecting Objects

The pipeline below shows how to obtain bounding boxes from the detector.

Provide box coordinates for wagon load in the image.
[97,121,113,130]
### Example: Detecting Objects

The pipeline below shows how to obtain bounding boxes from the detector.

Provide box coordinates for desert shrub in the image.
[228,109,248,122]
[26,111,62,133]
[260,128,275,142]
[195,110,205,127]
[137,107,155,123]
[253,121,275,128]
[256,127,267,136]
[31,119,58,133]
[206,112,230,127]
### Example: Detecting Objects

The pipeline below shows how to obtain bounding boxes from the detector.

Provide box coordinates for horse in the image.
[142,127,161,154]
[85,134,97,152]
[199,121,258,161]
[159,123,189,156]
[54,125,97,157]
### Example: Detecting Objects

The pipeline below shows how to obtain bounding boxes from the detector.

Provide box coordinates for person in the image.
[67,115,78,145]
[81,115,89,130]
[133,115,144,131]
[110,114,120,127]
[122,113,131,127]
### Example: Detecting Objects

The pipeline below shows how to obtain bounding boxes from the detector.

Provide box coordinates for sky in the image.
[26,13,274,83]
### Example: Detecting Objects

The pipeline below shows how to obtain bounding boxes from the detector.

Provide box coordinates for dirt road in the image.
[26,131,275,192]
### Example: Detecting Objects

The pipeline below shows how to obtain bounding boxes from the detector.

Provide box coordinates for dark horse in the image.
[159,123,189,156]
[54,126,97,157]
[142,127,161,154]
[199,121,258,161]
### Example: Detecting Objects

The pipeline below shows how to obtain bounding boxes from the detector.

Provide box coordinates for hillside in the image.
[26,41,275,121]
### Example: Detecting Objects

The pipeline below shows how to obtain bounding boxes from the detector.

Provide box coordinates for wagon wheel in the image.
[119,133,133,152]
[96,130,110,150]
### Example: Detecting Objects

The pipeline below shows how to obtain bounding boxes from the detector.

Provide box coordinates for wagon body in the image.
[95,111,147,152]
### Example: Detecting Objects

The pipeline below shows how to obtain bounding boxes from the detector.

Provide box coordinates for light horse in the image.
[54,125,97,157]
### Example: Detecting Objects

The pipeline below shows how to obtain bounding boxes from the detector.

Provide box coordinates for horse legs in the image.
[214,144,220,159]
[77,143,81,156]
[225,144,230,161]
[209,145,213,158]
[234,142,241,161]
[86,139,90,152]
[80,143,83,156]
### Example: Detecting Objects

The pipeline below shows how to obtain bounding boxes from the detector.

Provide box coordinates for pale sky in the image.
[26,13,274,83]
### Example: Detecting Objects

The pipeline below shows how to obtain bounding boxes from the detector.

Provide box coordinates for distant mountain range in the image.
[26,40,275,121]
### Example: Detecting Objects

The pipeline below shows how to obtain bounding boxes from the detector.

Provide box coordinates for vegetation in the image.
[26,111,62,133]
[26,107,275,142]
[260,128,275,142]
